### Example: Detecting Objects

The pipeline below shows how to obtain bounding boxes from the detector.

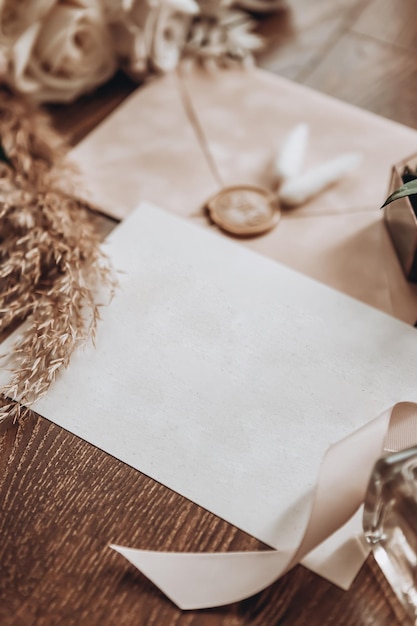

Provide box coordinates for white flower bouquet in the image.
[0,0,285,104]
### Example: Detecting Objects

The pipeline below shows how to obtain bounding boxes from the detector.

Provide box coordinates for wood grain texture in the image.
[353,0,417,51]
[296,0,417,129]
[0,413,408,626]
[303,31,417,129]
[256,0,369,80]
[3,0,417,623]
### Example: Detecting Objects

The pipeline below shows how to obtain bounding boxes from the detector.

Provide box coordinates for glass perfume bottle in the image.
[363,447,417,623]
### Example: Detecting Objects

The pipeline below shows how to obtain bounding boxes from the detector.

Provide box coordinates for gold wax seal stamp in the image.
[206,185,280,236]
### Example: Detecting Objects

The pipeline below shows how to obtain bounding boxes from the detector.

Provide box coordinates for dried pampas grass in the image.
[0,89,115,422]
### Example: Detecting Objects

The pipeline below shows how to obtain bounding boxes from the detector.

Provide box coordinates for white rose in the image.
[0,0,56,41]
[148,0,199,72]
[108,0,199,78]
[3,0,117,103]
[107,0,150,79]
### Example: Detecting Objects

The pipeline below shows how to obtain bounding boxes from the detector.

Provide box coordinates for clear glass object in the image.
[363,447,417,623]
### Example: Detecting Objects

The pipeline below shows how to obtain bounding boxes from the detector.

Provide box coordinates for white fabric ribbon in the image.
[111,402,417,609]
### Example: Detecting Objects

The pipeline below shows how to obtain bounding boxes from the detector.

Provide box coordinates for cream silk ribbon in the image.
[111,402,417,610]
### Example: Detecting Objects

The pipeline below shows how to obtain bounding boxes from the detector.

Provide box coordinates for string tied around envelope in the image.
[110,401,417,610]
[176,65,362,238]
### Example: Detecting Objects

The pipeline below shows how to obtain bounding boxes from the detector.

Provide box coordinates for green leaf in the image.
[381,178,417,208]
[0,142,12,168]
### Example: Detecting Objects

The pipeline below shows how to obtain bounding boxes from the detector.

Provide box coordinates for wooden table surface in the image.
[1,0,416,624]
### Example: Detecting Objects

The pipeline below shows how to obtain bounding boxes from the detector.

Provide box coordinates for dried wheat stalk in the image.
[0,89,115,422]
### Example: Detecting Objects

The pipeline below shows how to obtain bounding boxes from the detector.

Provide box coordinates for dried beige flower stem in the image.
[0,89,116,423]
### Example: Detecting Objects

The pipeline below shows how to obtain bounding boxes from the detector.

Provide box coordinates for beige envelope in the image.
[70,63,417,323]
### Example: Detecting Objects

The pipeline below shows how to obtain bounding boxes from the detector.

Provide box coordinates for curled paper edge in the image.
[110,402,417,610]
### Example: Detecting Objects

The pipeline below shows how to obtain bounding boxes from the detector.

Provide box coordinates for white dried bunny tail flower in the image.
[279,152,363,207]
[274,123,309,186]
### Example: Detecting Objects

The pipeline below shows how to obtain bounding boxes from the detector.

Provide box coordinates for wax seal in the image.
[206,185,280,236]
